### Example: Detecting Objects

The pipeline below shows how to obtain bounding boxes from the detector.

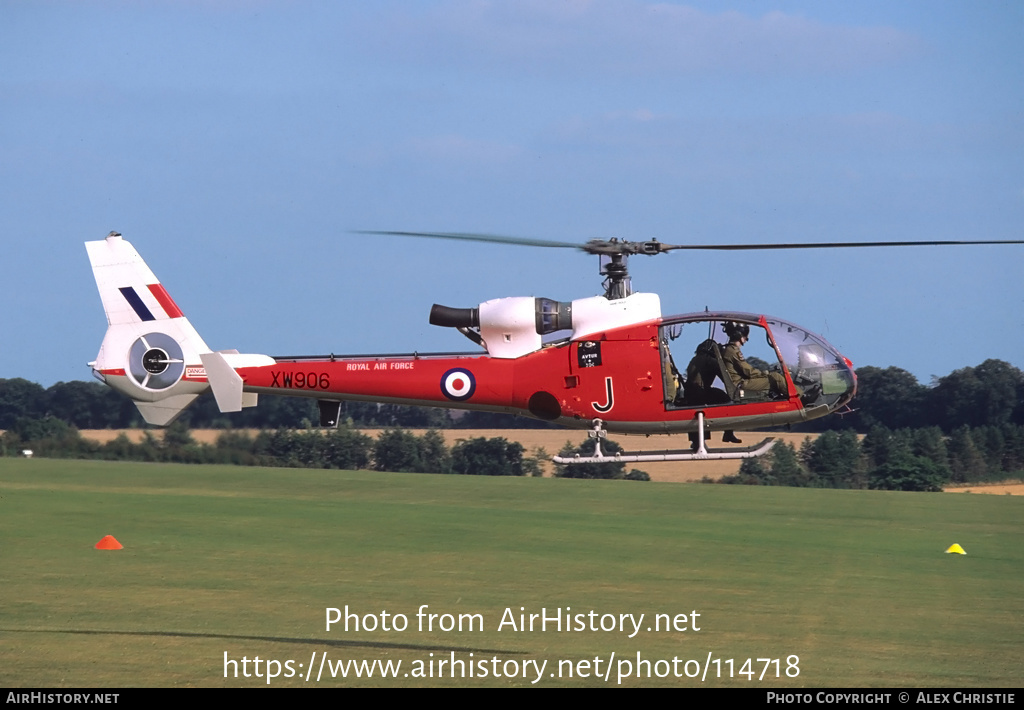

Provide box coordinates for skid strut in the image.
[552,413,776,464]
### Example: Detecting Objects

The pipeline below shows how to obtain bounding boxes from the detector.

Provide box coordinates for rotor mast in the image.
[599,251,632,299]
[587,237,670,299]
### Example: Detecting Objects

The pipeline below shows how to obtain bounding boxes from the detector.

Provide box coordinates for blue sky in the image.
[2,1,1021,388]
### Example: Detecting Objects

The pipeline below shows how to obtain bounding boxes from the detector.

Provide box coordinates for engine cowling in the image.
[430,293,661,359]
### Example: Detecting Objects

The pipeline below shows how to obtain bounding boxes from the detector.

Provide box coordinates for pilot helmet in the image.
[695,339,719,356]
[724,322,750,341]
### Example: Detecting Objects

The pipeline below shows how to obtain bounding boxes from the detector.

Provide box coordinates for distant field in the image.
[945,483,1024,496]
[63,429,1024,489]
[1,458,1021,687]
[77,428,824,481]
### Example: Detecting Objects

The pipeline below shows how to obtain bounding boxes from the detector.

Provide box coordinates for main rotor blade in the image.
[356,230,581,249]
[660,239,1024,251]
[358,230,1024,254]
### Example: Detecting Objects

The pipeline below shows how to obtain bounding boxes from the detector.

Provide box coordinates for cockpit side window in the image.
[660,319,788,409]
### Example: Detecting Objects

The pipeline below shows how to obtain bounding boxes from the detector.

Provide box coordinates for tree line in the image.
[2,358,1021,433]
[0,378,552,431]
[4,411,1017,489]
[2,358,1021,487]
[0,417,549,476]
[796,359,1024,433]
[717,423,1024,491]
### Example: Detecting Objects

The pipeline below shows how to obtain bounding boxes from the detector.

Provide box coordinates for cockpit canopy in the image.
[659,312,855,411]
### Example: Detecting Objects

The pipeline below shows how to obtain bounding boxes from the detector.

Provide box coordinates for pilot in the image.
[721,322,790,400]
[684,339,741,446]
[684,339,725,404]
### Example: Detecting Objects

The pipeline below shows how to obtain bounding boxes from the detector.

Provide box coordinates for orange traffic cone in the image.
[94,535,123,550]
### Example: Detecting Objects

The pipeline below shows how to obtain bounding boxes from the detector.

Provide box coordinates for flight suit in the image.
[684,342,723,403]
[721,342,788,398]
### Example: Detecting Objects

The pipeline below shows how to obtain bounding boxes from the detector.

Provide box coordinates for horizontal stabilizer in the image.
[201,352,244,413]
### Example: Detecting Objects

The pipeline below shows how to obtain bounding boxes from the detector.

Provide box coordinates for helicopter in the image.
[85,230,1023,464]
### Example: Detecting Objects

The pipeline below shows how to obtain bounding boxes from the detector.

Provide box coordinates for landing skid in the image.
[552,414,777,464]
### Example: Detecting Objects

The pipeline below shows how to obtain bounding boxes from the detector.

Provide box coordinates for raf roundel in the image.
[440,368,476,401]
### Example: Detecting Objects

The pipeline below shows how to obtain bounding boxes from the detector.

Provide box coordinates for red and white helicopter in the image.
[86,230,1022,464]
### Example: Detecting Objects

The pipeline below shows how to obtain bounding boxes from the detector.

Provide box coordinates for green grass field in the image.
[1,458,1021,687]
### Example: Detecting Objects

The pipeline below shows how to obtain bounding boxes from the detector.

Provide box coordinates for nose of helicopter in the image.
[809,353,857,413]
[843,356,858,402]
[763,318,857,412]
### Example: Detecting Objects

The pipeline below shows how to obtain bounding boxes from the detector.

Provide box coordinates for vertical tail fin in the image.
[86,232,212,425]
